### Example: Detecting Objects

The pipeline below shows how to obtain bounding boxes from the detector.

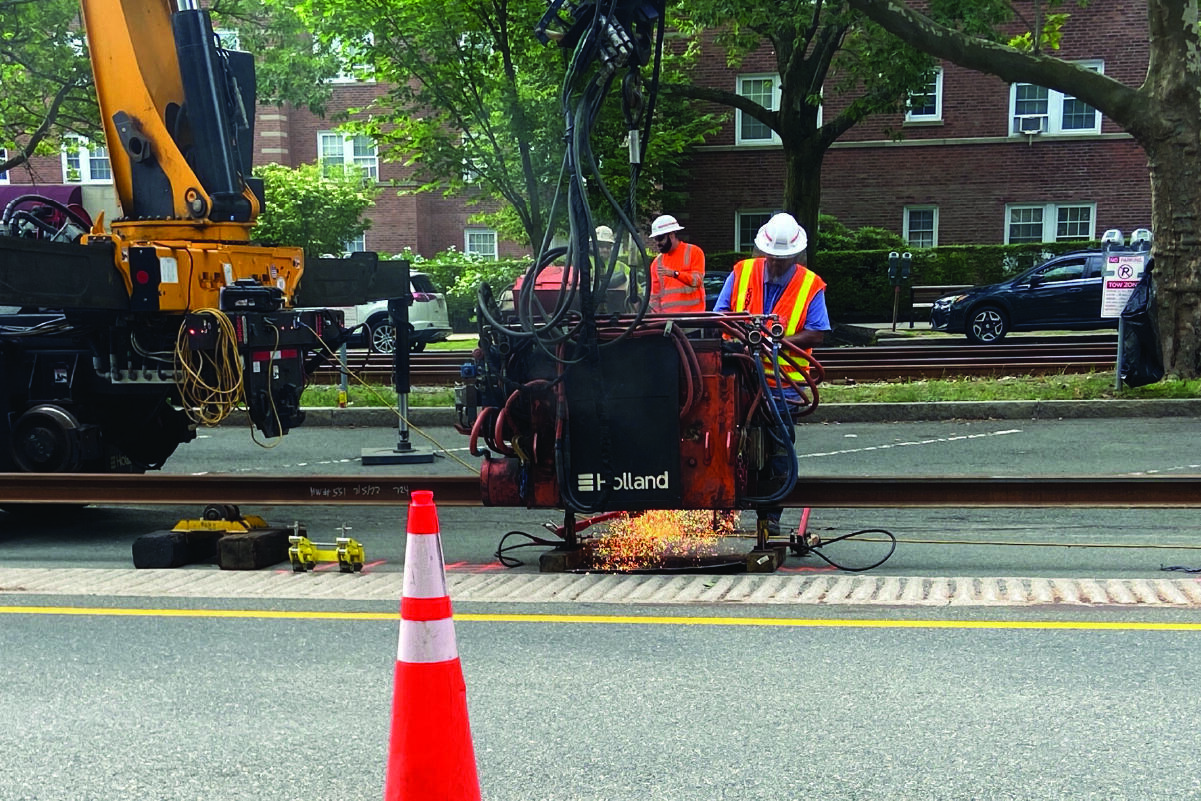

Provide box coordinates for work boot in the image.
[757,517,782,538]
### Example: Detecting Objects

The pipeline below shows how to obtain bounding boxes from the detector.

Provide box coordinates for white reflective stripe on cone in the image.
[399,617,461,664]
[403,533,449,599]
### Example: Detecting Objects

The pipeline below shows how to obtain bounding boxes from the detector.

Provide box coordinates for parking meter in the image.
[888,251,900,285]
[901,252,912,280]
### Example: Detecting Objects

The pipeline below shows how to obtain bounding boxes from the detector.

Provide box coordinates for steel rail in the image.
[3,473,1201,508]
[312,342,1119,385]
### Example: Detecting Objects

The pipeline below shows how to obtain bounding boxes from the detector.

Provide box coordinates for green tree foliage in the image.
[0,0,339,176]
[250,163,377,258]
[668,0,940,255]
[816,213,906,251]
[0,0,97,177]
[847,0,1201,378]
[290,0,721,253]
[209,1,345,115]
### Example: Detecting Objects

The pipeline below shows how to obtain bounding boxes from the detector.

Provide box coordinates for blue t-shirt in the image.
[714,263,830,331]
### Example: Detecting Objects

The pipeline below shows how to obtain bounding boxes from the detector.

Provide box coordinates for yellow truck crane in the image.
[0,0,400,474]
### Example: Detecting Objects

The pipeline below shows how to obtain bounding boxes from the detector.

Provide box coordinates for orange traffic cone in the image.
[384,490,481,801]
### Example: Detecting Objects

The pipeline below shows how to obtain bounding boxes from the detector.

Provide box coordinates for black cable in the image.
[800,528,898,572]
[494,529,562,567]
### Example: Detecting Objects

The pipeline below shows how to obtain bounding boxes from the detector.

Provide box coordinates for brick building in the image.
[2,2,1152,261]
[680,1,1152,255]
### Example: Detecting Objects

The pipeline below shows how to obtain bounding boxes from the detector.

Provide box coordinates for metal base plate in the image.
[360,447,436,465]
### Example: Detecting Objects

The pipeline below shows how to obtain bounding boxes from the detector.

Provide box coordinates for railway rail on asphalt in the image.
[313,341,1119,385]
[2,474,1199,508]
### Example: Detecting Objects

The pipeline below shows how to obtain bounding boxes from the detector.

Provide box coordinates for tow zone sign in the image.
[1101,253,1147,318]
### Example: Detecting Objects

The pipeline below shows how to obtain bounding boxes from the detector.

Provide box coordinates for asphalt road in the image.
[5,417,1201,800]
[3,598,1201,801]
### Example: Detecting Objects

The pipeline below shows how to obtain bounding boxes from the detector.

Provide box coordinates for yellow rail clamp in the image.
[173,504,270,534]
[288,525,365,574]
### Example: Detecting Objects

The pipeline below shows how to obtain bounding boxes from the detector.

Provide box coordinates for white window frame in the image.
[0,148,8,184]
[736,73,782,146]
[61,137,112,184]
[1009,60,1103,136]
[903,206,939,248]
[1004,202,1096,244]
[905,68,943,123]
[317,131,379,181]
[735,210,773,252]
[465,228,498,260]
[343,232,367,254]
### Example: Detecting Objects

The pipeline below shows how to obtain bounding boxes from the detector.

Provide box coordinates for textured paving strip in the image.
[3,568,1201,607]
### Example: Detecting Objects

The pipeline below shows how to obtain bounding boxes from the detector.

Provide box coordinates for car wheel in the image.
[367,318,396,354]
[966,306,1008,344]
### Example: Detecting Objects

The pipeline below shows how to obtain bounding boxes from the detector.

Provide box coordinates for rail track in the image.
[313,340,1120,385]
[1,473,1199,508]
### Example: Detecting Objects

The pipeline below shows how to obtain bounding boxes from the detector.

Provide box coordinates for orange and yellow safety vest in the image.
[730,257,826,384]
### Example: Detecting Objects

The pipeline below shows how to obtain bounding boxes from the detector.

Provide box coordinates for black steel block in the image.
[217,528,291,570]
[132,529,221,569]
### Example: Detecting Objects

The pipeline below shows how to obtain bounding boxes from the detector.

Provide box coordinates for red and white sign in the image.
[1101,253,1147,318]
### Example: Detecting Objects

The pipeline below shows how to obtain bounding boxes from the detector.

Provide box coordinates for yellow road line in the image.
[3,605,1201,631]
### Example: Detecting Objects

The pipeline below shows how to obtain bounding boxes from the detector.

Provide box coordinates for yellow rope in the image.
[173,309,244,427]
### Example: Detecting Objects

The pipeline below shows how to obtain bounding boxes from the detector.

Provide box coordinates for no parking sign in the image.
[1101,253,1147,317]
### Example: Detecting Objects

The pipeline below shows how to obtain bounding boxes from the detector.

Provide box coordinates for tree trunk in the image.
[1147,134,1201,379]
[782,144,826,272]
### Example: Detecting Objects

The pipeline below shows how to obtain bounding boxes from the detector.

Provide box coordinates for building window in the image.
[62,137,112,183]
[736,211,773,252]
[343,233,366,253]
[1010,60,1102,135]
[905,68,943,123]
[903,206,938,248]
[328,35,376,83]
[1005,203,1095,243]
[736,74,781,146]
[0,149,8,184]
[465,229,498,260]
[318,132,379,181]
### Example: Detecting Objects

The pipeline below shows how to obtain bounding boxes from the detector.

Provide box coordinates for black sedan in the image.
[929,250,1117,343]
[704,271,731,310]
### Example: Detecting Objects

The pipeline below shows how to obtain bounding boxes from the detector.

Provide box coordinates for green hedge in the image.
[710,241,1100,322]
[397,240,1101,330]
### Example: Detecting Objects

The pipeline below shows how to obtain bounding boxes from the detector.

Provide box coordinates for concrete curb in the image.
[223,398,1201,428]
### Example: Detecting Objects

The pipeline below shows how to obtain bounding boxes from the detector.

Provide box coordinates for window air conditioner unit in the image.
[1013,114,1049,134]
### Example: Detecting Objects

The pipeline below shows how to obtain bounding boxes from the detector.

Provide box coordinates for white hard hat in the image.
[595,225,616,244]
[755,212,807,257]
[650,214,684,237]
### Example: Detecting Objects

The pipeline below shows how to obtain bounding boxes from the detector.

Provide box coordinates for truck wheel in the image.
[11,405,82,473]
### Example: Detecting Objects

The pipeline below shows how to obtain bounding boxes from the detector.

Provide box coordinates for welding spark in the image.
[590,509,739,572]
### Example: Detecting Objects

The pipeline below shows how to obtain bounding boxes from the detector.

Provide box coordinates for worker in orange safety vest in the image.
[647,214,705,313]
[714,212,830,382]
[714,212,831,538]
